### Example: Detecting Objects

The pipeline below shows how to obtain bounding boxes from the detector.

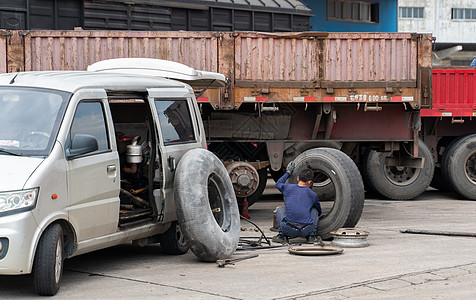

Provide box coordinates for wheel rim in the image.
[175,224,187,248]
[208,173,225,229]
[312,171,332,189]
[464,150,476,184]
[54,238,63,284]
[383,164,421,186]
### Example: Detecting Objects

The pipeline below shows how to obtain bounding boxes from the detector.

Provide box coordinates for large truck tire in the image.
[33,223,64,296]
[288,148,365,239]
[442,134,476,200]
[174,148,240,261]
[281,142,342,201]
[430,167,452,192]
[363,140,434,200]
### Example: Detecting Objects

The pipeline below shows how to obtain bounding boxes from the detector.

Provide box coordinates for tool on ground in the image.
[401,229,476,238]
[217,253,259,267]
[238,215,271,249]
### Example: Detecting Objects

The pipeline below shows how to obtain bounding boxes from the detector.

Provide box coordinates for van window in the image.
[69,101,109,151]
[154,99,195,144]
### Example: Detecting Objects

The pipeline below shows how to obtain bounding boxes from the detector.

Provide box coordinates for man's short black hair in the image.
[298,168,314,183]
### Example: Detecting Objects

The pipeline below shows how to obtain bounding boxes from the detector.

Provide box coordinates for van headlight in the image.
[0,188,38,215]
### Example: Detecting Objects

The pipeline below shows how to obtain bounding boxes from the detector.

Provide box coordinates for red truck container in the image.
[0,30,434,234]
[421,68,476,199]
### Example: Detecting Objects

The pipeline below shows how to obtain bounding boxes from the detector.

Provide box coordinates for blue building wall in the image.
[302,0,397,32]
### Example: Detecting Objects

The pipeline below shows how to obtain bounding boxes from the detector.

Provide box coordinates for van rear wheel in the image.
[159,221,189,255]
[33,223,64,296]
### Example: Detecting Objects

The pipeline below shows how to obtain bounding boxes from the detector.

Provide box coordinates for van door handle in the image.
[168,156,176,172]
[107,165,116,172]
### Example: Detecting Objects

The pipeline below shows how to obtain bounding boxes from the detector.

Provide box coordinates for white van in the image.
[0,59,240,296]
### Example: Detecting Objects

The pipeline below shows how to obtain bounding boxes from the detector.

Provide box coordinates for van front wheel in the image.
[33,223,64,296]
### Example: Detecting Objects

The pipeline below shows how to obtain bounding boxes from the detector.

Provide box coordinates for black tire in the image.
[274,166,336,201]
[430,167,452,192]
[363,140,434,200]
[244,168,267,207]
[442,134,476,199]
[174,148,240,261]
[159,221,189,255]
[288,148,365,239]
[33,223,64,296]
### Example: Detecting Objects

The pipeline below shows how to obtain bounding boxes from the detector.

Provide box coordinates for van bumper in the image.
[0,211,39,275]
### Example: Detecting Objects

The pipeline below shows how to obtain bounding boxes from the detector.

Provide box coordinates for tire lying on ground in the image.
[288,148,365,239]
[174,148,240,261]
[362,140,434,200]
[442,134,476,200]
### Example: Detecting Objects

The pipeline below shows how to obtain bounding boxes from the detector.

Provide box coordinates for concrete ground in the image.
[2,182,476,299]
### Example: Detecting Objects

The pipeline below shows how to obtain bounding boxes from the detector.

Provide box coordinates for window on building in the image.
[452,8,476,20]
[327,1,378,23]
[399,7,424,19]
[451,59,473,66]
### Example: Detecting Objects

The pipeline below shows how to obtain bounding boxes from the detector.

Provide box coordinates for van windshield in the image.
[0,87,70,157]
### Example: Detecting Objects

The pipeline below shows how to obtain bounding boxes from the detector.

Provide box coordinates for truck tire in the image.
[288,148,365,239]
[159,221,189,255]
[430,167,452,192]
[174,148,240,261]
[33,223,64,296]
[442,134,476,200]
[282,142,342,201]
[363,140,434,200]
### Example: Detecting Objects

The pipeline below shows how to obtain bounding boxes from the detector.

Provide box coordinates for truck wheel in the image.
[244,168,267,207]
[430,167,452,192]
[363,140,434,200]
[33,223,64,296]
[159,221,189,255]
[174,148,240,261]
[442,134,476,200]
[288,148,365,239]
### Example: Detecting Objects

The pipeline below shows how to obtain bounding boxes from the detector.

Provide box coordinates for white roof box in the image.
[87,58,228,88]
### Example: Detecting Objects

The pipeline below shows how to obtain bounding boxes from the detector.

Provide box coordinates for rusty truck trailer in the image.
[0,30,433,231]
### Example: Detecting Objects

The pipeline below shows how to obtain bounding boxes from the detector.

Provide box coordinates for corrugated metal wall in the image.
[24,31,218,72]
[324,33,417,83]
[6,30,425,89]
[432,69,476,109]
[234,33,319,82]
[0,33,6,73]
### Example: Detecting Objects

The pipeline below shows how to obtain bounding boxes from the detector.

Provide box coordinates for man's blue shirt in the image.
[276,172,322,224]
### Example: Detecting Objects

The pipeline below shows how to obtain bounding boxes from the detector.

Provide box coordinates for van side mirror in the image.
[66,134,98,159]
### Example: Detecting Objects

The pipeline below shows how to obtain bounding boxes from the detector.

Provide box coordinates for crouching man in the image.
[273,162,322,244]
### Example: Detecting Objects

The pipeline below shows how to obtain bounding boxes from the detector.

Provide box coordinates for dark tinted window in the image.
[155,100,195,145]
[70,101,109,151]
